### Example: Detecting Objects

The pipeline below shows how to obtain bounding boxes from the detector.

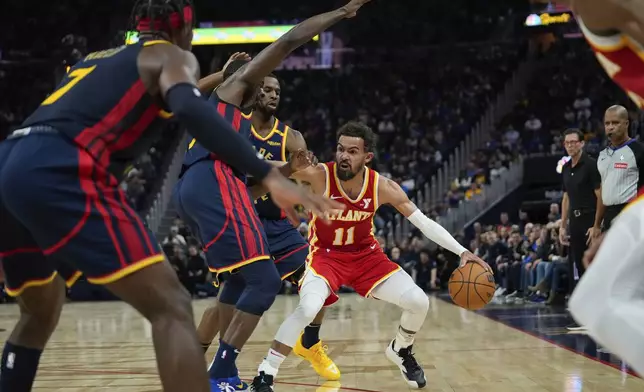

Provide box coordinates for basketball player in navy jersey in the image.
[172,1,372,390]
[0,0,340,391]
[194,74,341,382]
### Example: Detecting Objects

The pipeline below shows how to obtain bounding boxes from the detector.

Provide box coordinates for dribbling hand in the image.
[343,0,373,18]
[459,251,492,273]
[262,168,344,223]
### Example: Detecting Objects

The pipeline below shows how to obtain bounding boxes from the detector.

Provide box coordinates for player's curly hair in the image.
[337,121,377,152]
[128,0,194,39]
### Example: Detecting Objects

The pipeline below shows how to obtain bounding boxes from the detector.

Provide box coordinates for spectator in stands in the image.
[524,114,543,133]
[184,245,209,297]
[163,226,187,247]
[548,203,561,222]
[412,250,437,291]
[573,90,592,121]
[497,212,512,232]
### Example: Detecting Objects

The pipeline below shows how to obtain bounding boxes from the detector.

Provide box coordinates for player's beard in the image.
[336,161,357,181]
[257,102,276,116]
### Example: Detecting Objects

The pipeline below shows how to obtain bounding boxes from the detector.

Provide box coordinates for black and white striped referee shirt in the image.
[597,140,644,206]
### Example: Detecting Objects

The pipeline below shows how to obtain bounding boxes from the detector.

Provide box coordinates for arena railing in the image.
[145,133,189,234]
[391,42,537,242]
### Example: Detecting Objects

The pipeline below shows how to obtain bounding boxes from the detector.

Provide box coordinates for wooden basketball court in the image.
[0,294,641,391]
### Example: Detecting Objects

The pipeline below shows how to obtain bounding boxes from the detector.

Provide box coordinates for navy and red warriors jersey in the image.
[249,117,292,220]
[181,92,253,180]
[21,39,173,181]
[578,18,644,108]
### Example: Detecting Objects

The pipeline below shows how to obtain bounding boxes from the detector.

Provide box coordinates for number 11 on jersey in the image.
[333,226,355,246]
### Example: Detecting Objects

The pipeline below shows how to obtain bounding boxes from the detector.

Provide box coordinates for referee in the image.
[597,105,644,231]
[560,128,602,294]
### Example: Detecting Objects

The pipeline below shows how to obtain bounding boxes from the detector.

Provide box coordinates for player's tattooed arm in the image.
[196,52,251,93]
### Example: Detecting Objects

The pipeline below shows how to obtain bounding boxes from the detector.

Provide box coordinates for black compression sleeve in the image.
[165,83,272,181]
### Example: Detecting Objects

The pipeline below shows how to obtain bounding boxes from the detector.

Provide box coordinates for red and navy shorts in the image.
[173,160,271,284]
[0,133,164,296]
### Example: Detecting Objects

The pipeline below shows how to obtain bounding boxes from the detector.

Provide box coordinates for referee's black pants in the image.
[568,209,594,292]
[603,203,627,232]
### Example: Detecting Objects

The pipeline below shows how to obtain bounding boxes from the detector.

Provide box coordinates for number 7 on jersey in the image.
[42,66,97,106]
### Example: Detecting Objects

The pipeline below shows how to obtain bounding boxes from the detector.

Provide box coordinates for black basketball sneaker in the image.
[250,371,274,391]
[385,340,427,389]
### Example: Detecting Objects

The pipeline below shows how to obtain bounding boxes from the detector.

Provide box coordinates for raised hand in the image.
[288,149,318,172]
[262,169,344,223]
[223,52,251,71]
[343,0,373,18]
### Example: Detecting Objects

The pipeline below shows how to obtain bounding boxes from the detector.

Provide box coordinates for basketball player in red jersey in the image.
[0,0,340,390]
[559,0,644,377]
[249,122,489,390]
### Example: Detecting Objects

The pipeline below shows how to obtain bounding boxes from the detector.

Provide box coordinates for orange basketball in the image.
[448,263,495,310]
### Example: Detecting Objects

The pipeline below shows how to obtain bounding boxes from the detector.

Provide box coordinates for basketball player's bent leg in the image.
[270,243,337,380]
[260,242,341,380]
[208,259,281,387]
[369,269,429,389]
[268,226,329,354]
[0,250,67,392]
[0,134,209,392]
[257,250,361,385]
[569,200,644,376]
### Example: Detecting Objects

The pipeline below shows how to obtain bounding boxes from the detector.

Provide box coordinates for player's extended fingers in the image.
[306,196,344,224]
[307,151,319,165]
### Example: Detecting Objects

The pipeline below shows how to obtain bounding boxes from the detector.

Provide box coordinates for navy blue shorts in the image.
[261,218,308,282]
[0,133,164,296]
[173,160,271,281]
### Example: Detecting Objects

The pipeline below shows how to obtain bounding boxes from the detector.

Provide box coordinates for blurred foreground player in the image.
[564,0,644,377]
[173,1,370,391]
[195,75,339,381]
[0,0,338,391]
[251,122,490,390]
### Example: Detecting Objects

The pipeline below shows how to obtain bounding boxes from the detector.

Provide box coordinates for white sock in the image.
[258,348,286,376]
[394,326,416,351]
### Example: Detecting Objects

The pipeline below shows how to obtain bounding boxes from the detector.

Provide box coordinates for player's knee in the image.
[147,282,194,327]
[15,279,66,341]
[298,293,325,321]
[401,286,429,315]
[236,261,282,315]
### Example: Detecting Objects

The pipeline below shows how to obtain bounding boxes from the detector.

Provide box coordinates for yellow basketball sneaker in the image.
[316,381,342,392]
[293,334,341,381]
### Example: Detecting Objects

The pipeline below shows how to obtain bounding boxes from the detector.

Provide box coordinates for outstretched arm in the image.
[225,0,370,91]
